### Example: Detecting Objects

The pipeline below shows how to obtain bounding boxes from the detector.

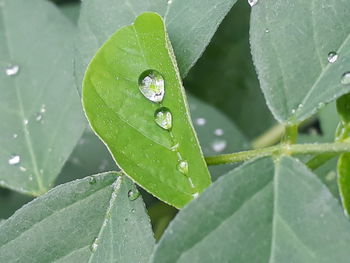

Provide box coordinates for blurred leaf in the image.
[75,0,238,90]
[0,173,155,263]
[0,188,32,220]
[0,0,84,195]
[186,1,275,139]
[82,13,211,208]
[151,157,350,262]
[59,2,80,24]
[250,0,350,123]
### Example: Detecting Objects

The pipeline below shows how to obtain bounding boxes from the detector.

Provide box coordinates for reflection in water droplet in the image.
[341,72,350,85]
[212,139,227,153]
[167,0,172,4]
[89,176,97,185]
[195,118,206,126]
[138,70,165,103]
[8,155,20,165]
[154,107,172,130]
[327,52,338,63]
[177,160,188,175]
[24,119,29,125]
[5,65,19,76]
[128,189,140,201]
[90,238,99,252]
[248,0,258,7]
[214,129,224,136]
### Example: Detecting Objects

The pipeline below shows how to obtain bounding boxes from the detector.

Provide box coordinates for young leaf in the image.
[75,0,238,89]
[151,157,350,262]
[0,0,85,195]
[82,13,211,208]
[0,173,155,262]
[250,0,350,124]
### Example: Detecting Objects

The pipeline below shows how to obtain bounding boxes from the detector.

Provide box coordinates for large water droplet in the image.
[328,52,338,63]
[5,65,19,76]
[177,160,188,175]
[128,189,140,201]
[154,107,172,130]
[195,118,206,126]
[138,70,165,103]
[8,155,20,165]
[341,72,350,85]
[248,0,258,7]
[212,139,227,153]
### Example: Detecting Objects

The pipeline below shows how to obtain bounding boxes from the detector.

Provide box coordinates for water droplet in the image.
[8,155,20,165]
[138,70,165,103]
[170,143,179,151]
[90,237,99,252]
[154,107,172,130]
[131,208,135,213]
[341,72,350,85]
[89,176,97,185]
[212,139,227,153]
[128,189,140,201]
[167,0,172,4]
[24,119,28,125]
[5,65,19,76]
[214,129,224,136]
[177,160,188,175]
[19,166,26,172]
[13,134,18,139]
[327,52,338,63]
[248,0,258,7]
[265,29,270,33]
[35,113,43,122]
[40,104,46,113]
[195,118,206,126]
[192,192,199,198]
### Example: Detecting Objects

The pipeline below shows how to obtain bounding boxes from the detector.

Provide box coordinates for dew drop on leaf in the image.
[195,118,206,126]
[192,192,199,199]
[214,128,224,136]
[24,119,29,125]
[8,155,20,165]
[5,65,19,76]
[13,134,18,139]
[212,139,227,153]
[341,72,350,85]
[128,189,140,201]
[138,69,165,103]
[154,107,172,130]
[177,160,189,175]
[248,0,258,7]
[90,237,99,252]
[327,52,338,63]
[35,113,43,122]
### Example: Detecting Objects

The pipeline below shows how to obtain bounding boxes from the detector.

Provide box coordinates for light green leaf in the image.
[151,157,350,262]
[250,0,350,123]
[0,0,85,195]
[186,0,275,139]
[75,0,238,89]
[0,173,155,263]
[82,13,211,208]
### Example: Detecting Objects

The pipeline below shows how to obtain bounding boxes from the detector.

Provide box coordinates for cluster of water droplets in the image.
[138,69,198,198]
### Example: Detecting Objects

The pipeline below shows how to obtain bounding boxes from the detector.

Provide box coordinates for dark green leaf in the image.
[250,0,350,123]
[0,0,84,195]
[151,157,350,262]
[0,173,154,262]
[337,153,350,216]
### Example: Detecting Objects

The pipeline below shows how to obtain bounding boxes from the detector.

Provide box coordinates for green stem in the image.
[282,124,298,144]
[205,142,350,166]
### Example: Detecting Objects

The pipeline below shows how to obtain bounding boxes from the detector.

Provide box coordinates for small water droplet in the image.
[24,119,28,125]
[19,166,26,172]
[138,70,165,103]
[192,192,199,199]
[212,139,227,153]
[214,129,224,136]
[40,104,46,113]
[128,189,140,201]
[195,118,206,126]
[131,208,135,213]
[90,237,99,252]
[177,160,188,175]
[5,65,19,76]
[8,155,20,165]
[154,107,172,130]
[341,72,350,85]
[89,176,97,185]
[13,134,18,139]
[248,0,258,7]
[35,113,43,122]
[265,29,270,33]
[167,0,172,4]
[327,52,338,63]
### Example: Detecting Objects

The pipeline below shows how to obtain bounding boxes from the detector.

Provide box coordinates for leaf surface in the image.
[0,0,85,195]
[82,13,211,208]
[0,173,154,263]
[250,0,350,123]
[75,0,238,88]
[151,157,350,262]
